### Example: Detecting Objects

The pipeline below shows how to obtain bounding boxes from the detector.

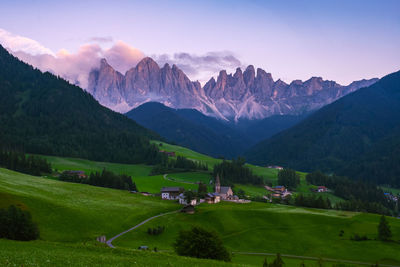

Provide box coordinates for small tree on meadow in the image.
[197,182,208,198]
[269,253,284,267]
[173,226,231,262]
[378,215,392,241]
[184,190,195,204]
[263,257,268,267]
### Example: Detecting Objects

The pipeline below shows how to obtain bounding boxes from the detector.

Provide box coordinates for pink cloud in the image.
[11,41,145,88]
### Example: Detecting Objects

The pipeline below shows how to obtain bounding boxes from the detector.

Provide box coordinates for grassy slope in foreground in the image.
[0,168,179,242]
[0,240,233,267]
[115,201,400,265]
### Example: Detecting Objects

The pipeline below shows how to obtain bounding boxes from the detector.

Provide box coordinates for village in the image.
[58,167,337,212]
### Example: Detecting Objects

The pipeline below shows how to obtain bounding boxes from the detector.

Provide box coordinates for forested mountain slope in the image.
[246,70,400,186]
[0,45,163,164]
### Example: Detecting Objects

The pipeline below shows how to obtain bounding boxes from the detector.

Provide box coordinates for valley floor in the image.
[1,151,400,266]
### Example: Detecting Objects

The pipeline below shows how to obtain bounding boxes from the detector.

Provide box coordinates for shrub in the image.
[0,205,39,241]
[350,233,368,241]
[173,226,231,262]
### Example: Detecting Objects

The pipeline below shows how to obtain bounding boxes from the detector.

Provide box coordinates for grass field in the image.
[115,201,400,265]
[42,155,206,193]
[1,165,400,266]
[152,141,280,183]
[0,240,232,267]
[0,168,179,242]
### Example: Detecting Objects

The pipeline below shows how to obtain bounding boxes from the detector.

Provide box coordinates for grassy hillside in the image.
[1,163,400,266]
[0,240,234,267]
[114,202,400,265]
[0,168,179,242]
[43,155,203,193]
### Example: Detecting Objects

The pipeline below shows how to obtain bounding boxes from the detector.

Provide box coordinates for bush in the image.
[147,226,165,235]
[0,205,39,241]
[350,233,368,241]
[173,226,231,262]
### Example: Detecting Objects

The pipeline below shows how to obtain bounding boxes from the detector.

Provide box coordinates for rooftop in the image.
[161,187,182,192]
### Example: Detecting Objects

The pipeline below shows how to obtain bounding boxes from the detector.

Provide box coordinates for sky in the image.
[0,0,399,86]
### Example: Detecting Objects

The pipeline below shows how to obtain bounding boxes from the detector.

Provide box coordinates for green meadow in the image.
[1,164,400,266]
[114,201,400,265]
[0,168,179,242]
[0,239,232,267]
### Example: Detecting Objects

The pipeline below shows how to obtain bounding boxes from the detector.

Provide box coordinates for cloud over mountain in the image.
[9,40,145,89]
[0,28,54,55]
[154,51,244,84]
[0,28,243,87]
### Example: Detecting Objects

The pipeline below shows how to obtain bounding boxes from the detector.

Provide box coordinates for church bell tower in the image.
[215,174,221,193]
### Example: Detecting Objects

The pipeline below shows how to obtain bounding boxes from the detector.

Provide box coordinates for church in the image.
[214,175,234,200]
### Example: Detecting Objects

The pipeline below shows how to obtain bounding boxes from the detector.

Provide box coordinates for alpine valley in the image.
[1,2,400,265]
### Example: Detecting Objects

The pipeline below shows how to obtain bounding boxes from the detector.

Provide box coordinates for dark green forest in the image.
[246,70,400,187]
[59,169,138,191]
[213,158,263,185]
[0,150,51,176]
[0,44,164,165]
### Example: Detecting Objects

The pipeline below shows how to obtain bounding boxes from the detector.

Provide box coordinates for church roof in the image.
[220,186,231,194]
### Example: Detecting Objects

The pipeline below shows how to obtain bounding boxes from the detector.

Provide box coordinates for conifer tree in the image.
[378,215,392,241]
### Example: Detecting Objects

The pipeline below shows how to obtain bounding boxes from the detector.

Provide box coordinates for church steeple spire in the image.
[215,174,221,193]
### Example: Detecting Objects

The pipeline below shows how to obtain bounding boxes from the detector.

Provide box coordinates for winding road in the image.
[106,210,179,248]
[105,197,400,267]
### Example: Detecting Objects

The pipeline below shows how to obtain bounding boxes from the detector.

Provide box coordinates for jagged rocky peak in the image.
[243,65,255,86]
[137,56,159,69]
[87,57,379,120]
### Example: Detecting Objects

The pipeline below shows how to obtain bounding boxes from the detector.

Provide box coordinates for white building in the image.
[177,193,197,206]
[161,187,183,200]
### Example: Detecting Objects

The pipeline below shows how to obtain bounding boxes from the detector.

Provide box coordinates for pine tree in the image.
[378,215,392,241]
[263,257,268,267]
[270,253,284,267]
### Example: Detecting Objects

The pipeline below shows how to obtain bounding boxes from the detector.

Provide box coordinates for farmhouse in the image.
[272,185,286,193]
[205,193,221,204]
[177,193,197,205]
[161,187,183,200]
[160,150,176,157]
[62,170,87,179]
[181,205,195,214]
[317,186,328,193]
[267,165,284,170]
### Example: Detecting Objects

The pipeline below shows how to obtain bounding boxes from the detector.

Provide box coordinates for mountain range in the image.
[87,57,378,121]
[246,69,400,187]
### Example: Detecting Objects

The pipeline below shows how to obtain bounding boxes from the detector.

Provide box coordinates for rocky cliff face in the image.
[87,58,378,120]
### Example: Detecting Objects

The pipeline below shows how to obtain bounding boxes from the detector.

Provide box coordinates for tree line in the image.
[0,150,51,176]
[60,169,138,191]
[305,171,395,215]
[277,169,300,190]
[151,155,208,175]
[213,158,263,185]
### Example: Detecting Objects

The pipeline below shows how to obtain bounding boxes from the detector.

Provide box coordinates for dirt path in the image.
[163,173,197,184]
[106,210,179,248]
